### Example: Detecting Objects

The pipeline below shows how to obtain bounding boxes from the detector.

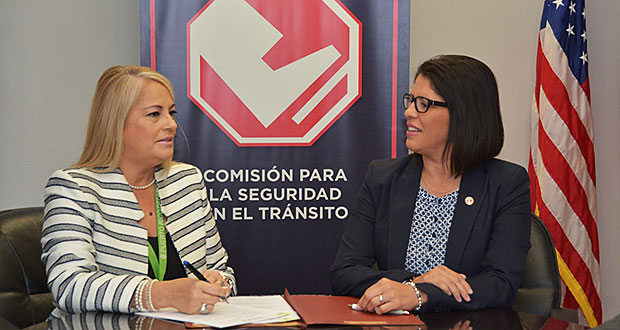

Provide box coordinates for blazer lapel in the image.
[444,164,487,269]
[101,168,144,223]
[387,159,422,269]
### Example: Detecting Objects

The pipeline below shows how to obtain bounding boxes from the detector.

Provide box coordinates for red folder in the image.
[283,289,424,326]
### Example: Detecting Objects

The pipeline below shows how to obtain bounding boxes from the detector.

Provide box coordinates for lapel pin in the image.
[465,196,474,206]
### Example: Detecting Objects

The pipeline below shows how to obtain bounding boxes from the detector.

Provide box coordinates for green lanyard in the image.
[147,183,167,281]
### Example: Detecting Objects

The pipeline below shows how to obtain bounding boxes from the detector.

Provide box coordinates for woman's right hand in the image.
[415,265,473,303]
[151,278,229,314]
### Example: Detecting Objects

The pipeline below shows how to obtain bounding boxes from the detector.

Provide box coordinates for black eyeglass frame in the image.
[402,93,449,113]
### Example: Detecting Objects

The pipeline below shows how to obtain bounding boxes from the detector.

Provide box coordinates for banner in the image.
[140,0,410,294]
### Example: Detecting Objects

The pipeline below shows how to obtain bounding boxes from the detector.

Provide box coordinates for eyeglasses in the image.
[403,93,448,113]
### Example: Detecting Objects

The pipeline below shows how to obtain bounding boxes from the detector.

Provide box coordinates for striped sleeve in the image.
[162,165,237,295]
[41,170,146,316]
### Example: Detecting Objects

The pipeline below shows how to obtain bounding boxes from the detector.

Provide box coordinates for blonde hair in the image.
[74,65,175,171]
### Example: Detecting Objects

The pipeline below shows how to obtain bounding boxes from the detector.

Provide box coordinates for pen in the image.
[183,260,229,303]
[348,304,410,315]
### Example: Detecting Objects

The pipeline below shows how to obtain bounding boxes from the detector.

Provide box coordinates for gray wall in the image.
[0,0,140,207]
[1,0,619,322]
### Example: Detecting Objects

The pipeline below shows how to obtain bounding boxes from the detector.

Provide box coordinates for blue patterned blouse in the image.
[404,186,459,275]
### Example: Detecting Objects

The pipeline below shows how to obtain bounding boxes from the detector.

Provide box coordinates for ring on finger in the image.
[378,294,384,303]
[199,302,210,314]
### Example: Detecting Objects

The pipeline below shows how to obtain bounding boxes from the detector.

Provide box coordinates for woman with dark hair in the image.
[329,55,531,313]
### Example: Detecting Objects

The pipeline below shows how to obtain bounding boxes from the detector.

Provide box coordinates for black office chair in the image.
[513,213,562,317]
[0,207,53,328]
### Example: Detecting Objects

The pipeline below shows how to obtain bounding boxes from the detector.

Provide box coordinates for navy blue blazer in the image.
[329,155,531,312]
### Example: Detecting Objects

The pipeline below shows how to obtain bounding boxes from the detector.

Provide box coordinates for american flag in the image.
[528,0,601,326]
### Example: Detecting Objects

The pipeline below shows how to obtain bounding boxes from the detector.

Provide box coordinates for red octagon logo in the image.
[187,0,362,146]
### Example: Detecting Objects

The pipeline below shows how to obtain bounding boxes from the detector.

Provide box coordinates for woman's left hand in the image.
[357,278,422,314]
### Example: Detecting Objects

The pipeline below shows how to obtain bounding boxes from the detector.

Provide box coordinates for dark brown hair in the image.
[414,55,504,176]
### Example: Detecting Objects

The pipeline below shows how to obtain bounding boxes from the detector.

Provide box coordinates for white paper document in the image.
[137,295,299,328]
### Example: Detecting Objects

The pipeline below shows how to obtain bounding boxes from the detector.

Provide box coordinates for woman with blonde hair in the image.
[41,65,235,317]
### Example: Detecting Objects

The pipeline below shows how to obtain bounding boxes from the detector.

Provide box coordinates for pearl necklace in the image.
[129,178,155,190]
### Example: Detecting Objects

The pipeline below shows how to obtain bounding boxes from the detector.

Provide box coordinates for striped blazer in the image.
[41,163,235,317]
